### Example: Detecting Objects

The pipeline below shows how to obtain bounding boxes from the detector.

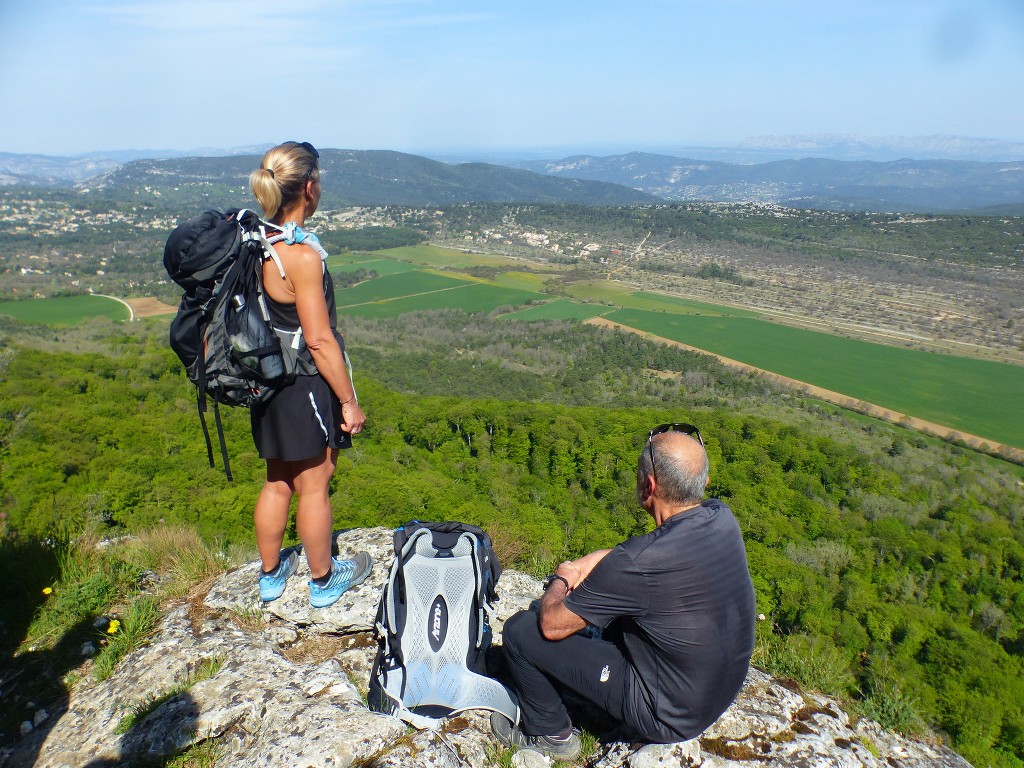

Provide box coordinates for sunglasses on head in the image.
[646,423,704,484]
[289,140,319,159]
[289,141,320,183]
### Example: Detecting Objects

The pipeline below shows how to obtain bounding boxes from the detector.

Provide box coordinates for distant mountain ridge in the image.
[0,153,123,186]
[78,149,657,207]
[735,133,1024,162]
[4,144,1024,212]
[0,146,277,185]
[507,152,1024,213]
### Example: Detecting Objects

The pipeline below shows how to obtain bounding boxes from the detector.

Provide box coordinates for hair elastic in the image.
[266,168,275,179]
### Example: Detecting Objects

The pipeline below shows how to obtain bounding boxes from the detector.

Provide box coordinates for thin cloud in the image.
[85,0,328,35]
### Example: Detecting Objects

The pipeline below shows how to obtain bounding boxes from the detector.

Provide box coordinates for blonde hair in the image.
[249,141,320,219]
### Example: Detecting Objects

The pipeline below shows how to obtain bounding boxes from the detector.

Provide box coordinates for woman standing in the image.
[248,141,371,608]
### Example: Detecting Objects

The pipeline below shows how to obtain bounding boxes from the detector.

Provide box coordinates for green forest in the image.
[1,310,1023,767]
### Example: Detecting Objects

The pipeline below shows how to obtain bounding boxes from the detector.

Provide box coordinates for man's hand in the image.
[538,577,586,640]
[557,549,612,589]
[537,547,611,640]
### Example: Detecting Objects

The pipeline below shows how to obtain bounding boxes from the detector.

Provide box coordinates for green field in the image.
[628,291,760,317]
[0,295,129,324]
[335,270,471,305]
[562,280,635,305]
[339,283,542,319]
[565,281,758,317]
[491,271,555,291]
[378,244,519,269]
[607,308,1024,448]
[501,299,609,322]
[328,257,420,276]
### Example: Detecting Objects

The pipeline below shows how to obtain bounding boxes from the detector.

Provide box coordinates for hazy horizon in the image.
[7,132,1024,167]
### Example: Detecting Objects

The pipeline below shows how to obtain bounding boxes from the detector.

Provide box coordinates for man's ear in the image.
[639,473,655,502]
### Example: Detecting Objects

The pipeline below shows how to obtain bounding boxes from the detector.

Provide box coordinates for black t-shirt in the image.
[564,499,755,742]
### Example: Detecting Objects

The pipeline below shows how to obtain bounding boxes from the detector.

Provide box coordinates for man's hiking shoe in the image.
[308,552,373,608]
[258,550,299,602]
[490,712,582,760]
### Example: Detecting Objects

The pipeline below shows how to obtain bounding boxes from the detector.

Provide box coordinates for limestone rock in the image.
[267,625,299,647]
[3,527,974,768]
[513,748,553,767]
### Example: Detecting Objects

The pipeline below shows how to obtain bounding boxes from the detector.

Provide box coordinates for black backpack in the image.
[368,521,519,730]
[164,209,311,479]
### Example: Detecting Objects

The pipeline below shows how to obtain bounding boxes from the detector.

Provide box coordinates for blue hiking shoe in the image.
[308,552,373,609]
[258,550,299,602]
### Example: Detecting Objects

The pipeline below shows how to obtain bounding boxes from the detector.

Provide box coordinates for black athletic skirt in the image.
[250,375,352,461]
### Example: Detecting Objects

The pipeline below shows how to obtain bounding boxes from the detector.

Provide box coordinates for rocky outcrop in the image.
[4,528,972,768]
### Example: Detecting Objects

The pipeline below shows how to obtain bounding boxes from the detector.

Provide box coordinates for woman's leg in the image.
[291,448,339,579]
[254,458,295,572]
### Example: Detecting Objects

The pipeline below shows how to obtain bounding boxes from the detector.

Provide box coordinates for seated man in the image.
[492,424,756,760]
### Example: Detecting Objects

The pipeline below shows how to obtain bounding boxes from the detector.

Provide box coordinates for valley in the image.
[2,189,1022,454]
[427,204,1024,364]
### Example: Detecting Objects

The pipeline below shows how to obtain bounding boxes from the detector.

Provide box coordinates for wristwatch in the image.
[543,574,571,592]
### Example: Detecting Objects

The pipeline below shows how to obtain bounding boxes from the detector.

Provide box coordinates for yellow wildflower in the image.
[107,619,121,634]
[42,587,53,595]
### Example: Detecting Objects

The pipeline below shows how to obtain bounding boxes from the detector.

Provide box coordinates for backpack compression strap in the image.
[245,212,306,356]
[193,312,233,481]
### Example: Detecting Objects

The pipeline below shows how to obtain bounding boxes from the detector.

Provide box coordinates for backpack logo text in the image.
[428,596,448,651]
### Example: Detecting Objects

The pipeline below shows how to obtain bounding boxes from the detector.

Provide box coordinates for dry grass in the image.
[279,631,374,664]
[486,523,535,573]
[122,526,225,596]
[125,297,177,317]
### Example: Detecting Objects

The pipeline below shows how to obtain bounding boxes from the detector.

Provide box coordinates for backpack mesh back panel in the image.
[369,522,519,729]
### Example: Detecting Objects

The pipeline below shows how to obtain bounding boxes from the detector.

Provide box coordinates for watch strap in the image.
[543,574,571,592]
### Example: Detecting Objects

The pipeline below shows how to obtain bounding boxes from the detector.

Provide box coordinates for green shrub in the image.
[25,535,129,650]
[757,633,857,699]
[857,678,924,735]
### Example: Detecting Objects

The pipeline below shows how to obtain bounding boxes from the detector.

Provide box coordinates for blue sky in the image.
[1,0,1022,156]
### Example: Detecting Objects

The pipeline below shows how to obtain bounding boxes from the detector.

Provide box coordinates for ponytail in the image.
[249,166,283,219]
[249,141,319,220]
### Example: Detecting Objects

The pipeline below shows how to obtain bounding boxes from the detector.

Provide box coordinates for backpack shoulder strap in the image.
[235,209,288,280]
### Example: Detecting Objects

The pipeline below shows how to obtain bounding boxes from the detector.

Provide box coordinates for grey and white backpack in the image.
[368,521,519,730]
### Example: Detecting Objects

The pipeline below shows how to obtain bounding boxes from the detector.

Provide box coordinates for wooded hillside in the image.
[1,312,1022,767]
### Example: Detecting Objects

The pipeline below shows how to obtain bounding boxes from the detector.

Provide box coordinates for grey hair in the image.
[638,435,709,505]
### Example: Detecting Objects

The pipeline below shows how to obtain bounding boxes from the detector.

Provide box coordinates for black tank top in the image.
[264,264,343,373]
[265,263,339,334]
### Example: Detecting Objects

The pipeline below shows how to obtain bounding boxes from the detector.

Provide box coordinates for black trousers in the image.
[501,609,631,737]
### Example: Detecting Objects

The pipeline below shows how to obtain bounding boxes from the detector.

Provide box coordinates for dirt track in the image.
[587,317,1023,464]
[126,297,177,318]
